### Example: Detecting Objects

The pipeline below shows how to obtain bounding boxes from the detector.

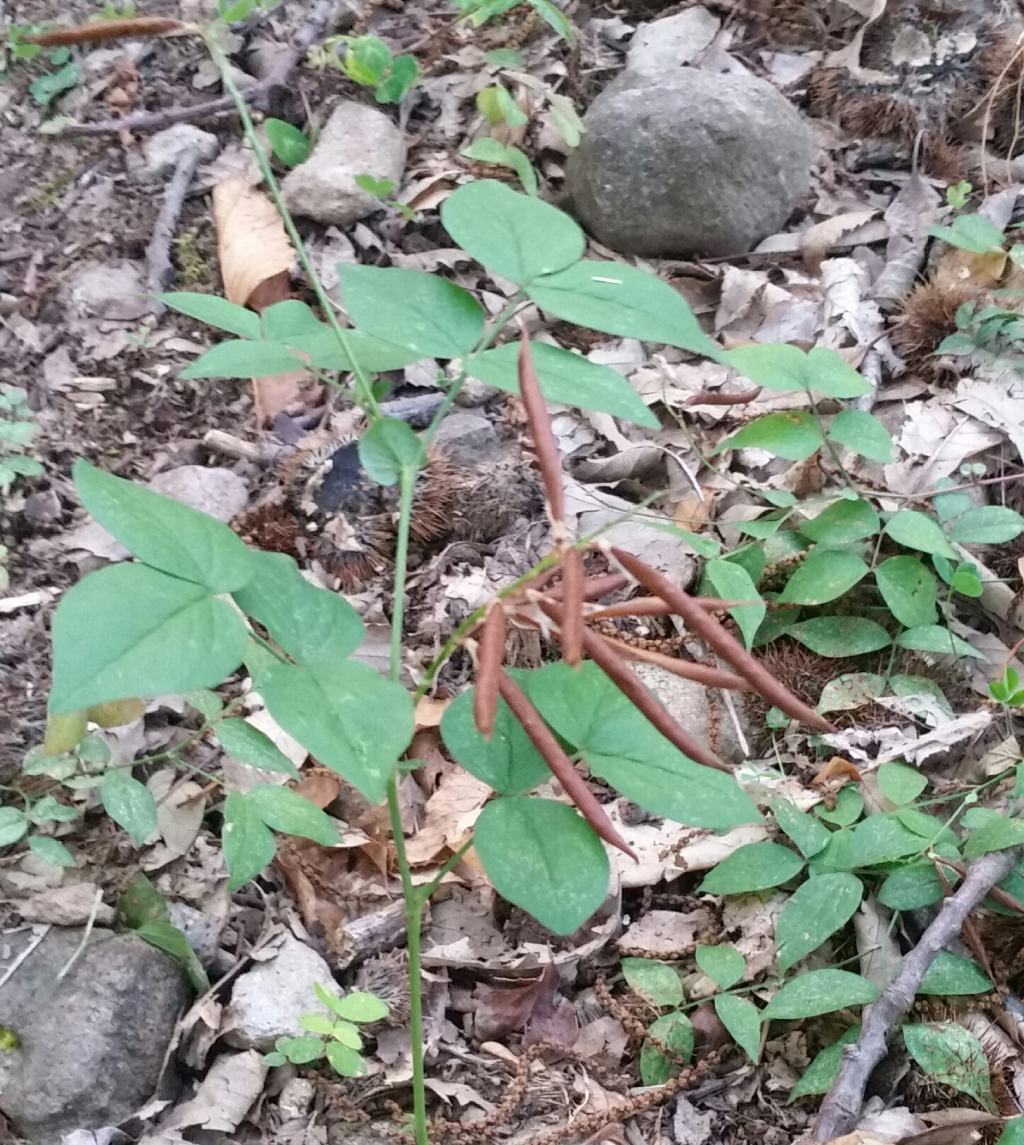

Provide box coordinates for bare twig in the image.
[57,889,104,981]
[56,0,347,137]
[812,847,1022,1142]
[146,142,204,307]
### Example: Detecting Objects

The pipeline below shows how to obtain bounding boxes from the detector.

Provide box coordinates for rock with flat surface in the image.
[0,928,190,1143]
[632,661,749,763]
[282,102,405,226]
[142,124,218,179]
[223,931,335,1050]
[566,68,815,258]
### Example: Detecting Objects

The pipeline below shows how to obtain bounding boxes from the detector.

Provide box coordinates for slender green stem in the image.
[390,468,417,684]
[418,838,474,901]
[808,395,861,497]
[387,776,429,1145]
[205,32,381,419]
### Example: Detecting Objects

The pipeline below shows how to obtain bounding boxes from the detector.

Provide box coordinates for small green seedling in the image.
[354,174,415,221]
[265,985,390,1076]
[265,118,311,168]
[990,667,1024,707]
[311,34,418,103]
[945,180,973,209]
[0,386,43,492]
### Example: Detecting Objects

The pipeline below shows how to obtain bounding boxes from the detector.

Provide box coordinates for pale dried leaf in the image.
[802,210,878,274]
[212,176,294,306]
[854,896,900,990]
[163,1050,267,1132]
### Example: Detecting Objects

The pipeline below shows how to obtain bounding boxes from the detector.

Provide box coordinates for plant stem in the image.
[390,468,417,683]
[387,776,430,1145]
[205,31,381,419]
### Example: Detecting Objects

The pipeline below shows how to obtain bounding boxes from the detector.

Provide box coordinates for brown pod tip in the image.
[473,604,507,740]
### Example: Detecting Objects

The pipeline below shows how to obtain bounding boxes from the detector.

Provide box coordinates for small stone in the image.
[626,8,721,77]
[142,124,219,179]
[282,101,405,227]
[148,465,249,522]
[454,376,499,407]
[16,883,115,926]
[631,662,749,763]
[566,68,815,258]
[432,411,499,466]
[62,261,150,322]
[167,901,225,967]
[223,932,335,1050]
[0,928,190,1143]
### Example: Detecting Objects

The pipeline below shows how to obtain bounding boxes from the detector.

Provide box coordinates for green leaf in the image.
[816,786,864,827]
[73,460,254,592]
[216,719,299,778]
[474,796,608,934]
[718,411,824,461]
[101,769,157,845]
[49,564,248,714]
[788,1027,860,1102]
[374,53,418,104]
[889,674,954,713]
[714,995,761,1062]
[441,179,584,284]
[133,919,210,993]
[964,815,1024,858]
[896,625,986,659]
[850,813,925,867]
[466,342,658,428]
[764,970,878,1020]
[875,556,938,628]
[878,863,944,909]
[877,762,927,806]
[805,348,873,398]
[695,944,745,989]
[949,506,1024,545]
[270,327,422,374]
[720,343,806,392]
[27,836,75,867]
[460,139,537,196]
[117,871,169,928]
[703,559,764,649]
[827,410,894,461]
[358,418,424,487]
[258,660,414,804]
[526,662,760,830]
[778,549,868,606]
[950,561,984,597]
[160,292,262,338]
[526,0,573,39]
[223,791,277,890]
[246,785,338,845]
[903,1023,995,1111]
[0,808,28,847]
[997,1119,1024,1144]
[526,261,722,358]
[808,829,857,874]
[330,1019,363,1049]
[280,1034,326,1064]
[265,118,310,167]
[785,616,891,657]
[28,794,78,824]
[300,1013,337,1036]
[621,958,684,1007]
[799,499,880,545]
[698,842,804,895]
[343,34,391,85]
[929,213,1005,254]
[776,873,863,971]
[769,798,832,858]
[326,1041,366,1076]
[30,60,78,106]
[335,992,390,1022]
[640,1012,693,1085]
[178,339,311,380]
[440,684,548,795]
[232,552,364,671]
[919,951,992,995]
[885,510,958,559]
[339,265,484,359]
[817,673,886,713]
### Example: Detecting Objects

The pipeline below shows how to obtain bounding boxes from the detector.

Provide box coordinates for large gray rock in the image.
[282,101,405,226]
[566,68,815,258]
[632,662,749,763]
[0,928,190,1143]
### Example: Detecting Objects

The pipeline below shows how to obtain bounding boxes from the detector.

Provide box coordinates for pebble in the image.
[282,101,405,227]
[222,931,335,1051]
[566,67,815,258]
[141,124,219,179]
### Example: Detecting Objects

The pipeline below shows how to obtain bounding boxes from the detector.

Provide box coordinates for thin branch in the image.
[812,846,1022,1142]
[146,141,203,307]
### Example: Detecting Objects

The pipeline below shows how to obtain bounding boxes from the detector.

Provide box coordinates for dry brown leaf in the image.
[813,756,862,788]
[405,767,491,865]
[801,209,878,275]
[415,695,450,728]
[212,177,294,306]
